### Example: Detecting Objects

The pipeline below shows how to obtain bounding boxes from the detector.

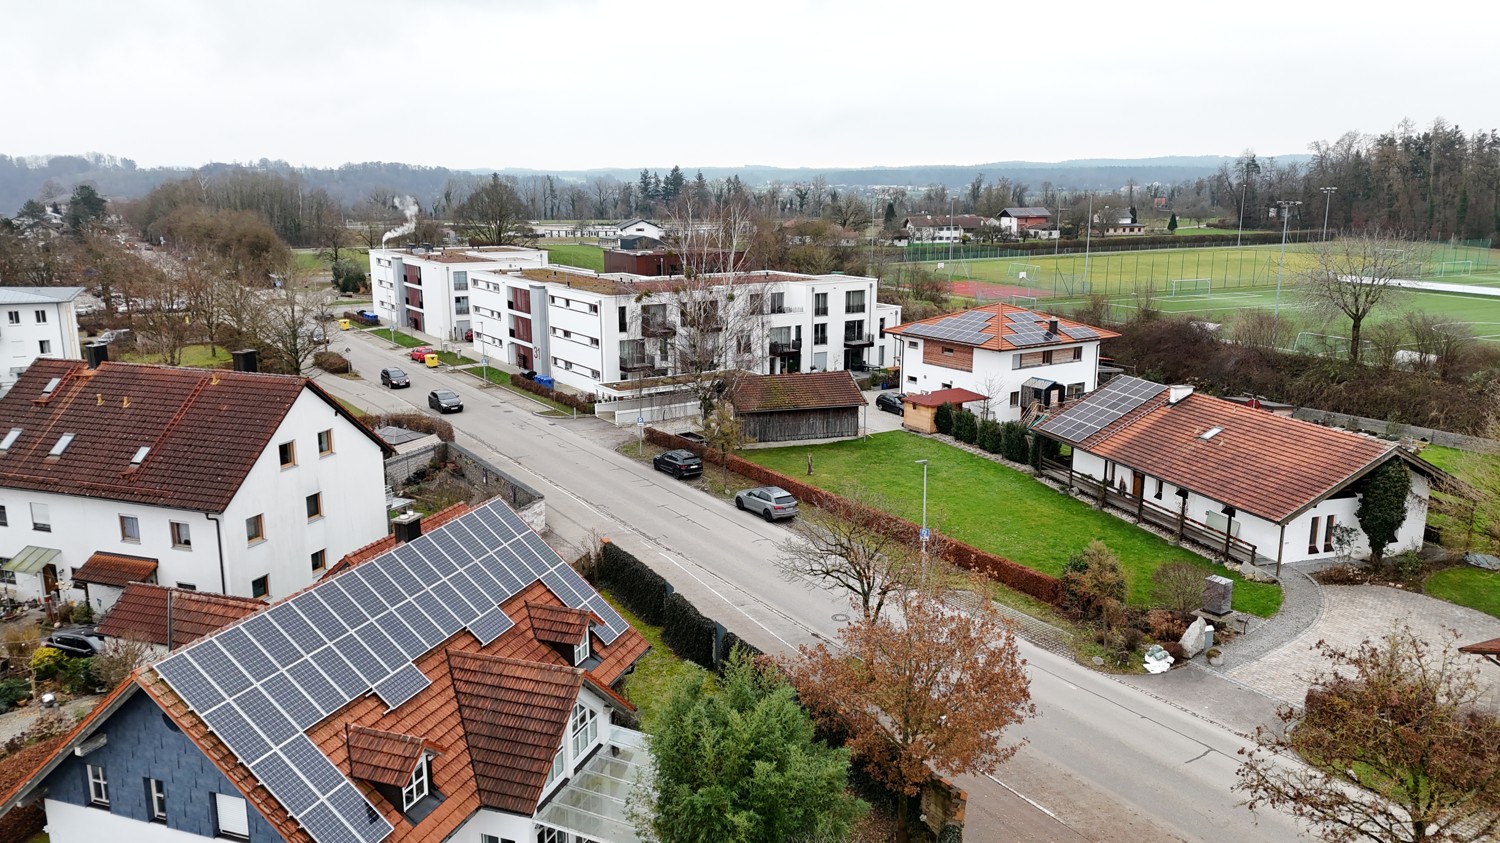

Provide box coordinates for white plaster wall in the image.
[0,301,80,390]
[44,798,199,843]
[450,808,536,843]
[903,339,1102,421]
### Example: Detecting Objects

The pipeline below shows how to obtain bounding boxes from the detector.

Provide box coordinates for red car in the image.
[409,346,434,362]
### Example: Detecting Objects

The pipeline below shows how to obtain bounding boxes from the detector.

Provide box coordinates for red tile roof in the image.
[95,583,265,647]
[449,651,583,815]
[0,359,388,512]
[72,551,158,588]
[732,371,866,413]
[1048,387,1399,523]
[905,388,986,408]
[347,726,426,787]
[887,303,1118,352]
[524,602,590,647]
[1460,637,1500,658]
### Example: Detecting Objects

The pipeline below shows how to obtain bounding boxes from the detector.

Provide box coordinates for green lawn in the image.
[1417,444,1465,473]
[544,244,606,272]
[1424,566,1500,619]
[367,328,427,348]
[119,344,232,368]
[601,593,711,729]
[740,432,1282,617]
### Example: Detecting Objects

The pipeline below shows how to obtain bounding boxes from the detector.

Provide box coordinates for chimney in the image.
[85,342,109,369]
[231,349,258,373]
[1047,318,1059,335]
[1168,384,1194,405]
[393,510,422,544]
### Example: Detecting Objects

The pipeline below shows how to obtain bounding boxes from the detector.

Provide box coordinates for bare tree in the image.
[1298,229,1423,364]
[775,487,918,621]
[453,174,533,246]
[259,265,334,374]
[134,262,194,365]
[91,634,157,688]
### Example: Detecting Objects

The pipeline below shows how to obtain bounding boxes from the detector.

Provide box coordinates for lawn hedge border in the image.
[645,428,1063,606]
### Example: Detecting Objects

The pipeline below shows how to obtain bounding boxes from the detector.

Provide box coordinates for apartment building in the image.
[0,287,85,393]
[366,246,550,343]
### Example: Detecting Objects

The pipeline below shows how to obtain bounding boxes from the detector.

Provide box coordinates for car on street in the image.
[428,389,463,413]
[46,628,105,658]
[652,449,703,479]
[381,366,411,388]
[876,392,906,415]
[734,486,799,521]
[409,345,434,362]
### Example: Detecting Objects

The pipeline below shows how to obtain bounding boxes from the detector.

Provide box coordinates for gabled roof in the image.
[0,359,390,512]
[887,302,1118,352]
[525,602,591,646]
[904,213,993,229]
[347,726,428,788]
[731,371,865,413]
[72,551,158,588]
[95,583,265,647]
[1037,382,1417,523]
[999,207,1053,218]
[1460,637,1500,666]
[0,286,85,305]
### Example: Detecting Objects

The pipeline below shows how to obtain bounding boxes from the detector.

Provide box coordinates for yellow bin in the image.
[424,353,440,368]
[338,318,351,331]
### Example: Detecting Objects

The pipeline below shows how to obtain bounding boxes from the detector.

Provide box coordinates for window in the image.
[147,777,167,822]
[306,492,323,520]
[38,340,51,355]
[0,571,13,585]
[317,429,334,455]
[246,514,265,544]
[814,292,828,316]
[1324,515,1337,553]
[907,340,917,349]
[30,502,49,532]
[544,746,566,790]
[452,271,468,290]
[87,764,109,806]
[813,323,827,346]
[176,582,197,591]
[537,829,567,843]
[940,381,953,390]
[1308,517,1321,554]
[251,575,270,599]
[574,632,591,665]
[119,515,141,542]
[845,289,866,313]
[34,310,47,324]
[170,521,192,549]
[1009,391,1020,407]
[131,446,150,466]
[401,755,430,811]
[1104,462,1117,484]
[214,792,249,839]
[906,375,917,384]
[5,311,16,325]
[1067,382,1086,399]
[278,441,296,467]
[0,429,19,450]
[570,703,598,759]
[49,433,75,456]
[1072,346,1083,361]
[0,505,7,526]
[310,549,326,572]
[1154,479,1164,500]
[941,345,954,356]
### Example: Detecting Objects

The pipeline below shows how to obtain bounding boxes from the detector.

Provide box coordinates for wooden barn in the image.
[731,371,866,443]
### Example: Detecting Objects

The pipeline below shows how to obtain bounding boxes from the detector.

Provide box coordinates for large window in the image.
[34,310,47,324]
[813,323,827,346]
[570,703,598,759]
[86,764,109,806]
[30,503,49,533]
[544,746,566,790]
[214,792,249,839]
[845,289,865,313]
[452,271,468,290]
[814,292,828,316]
[402,755,431,811]
[119,515,140,543]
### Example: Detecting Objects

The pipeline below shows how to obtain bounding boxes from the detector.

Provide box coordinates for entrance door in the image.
[1131,474,1145,499]
[42,564,57,596]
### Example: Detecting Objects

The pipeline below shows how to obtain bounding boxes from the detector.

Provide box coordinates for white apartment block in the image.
[0,287,84,394]
[367,247,550,343]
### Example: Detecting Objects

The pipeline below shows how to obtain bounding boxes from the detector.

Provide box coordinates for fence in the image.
[386,442,547,533]
[1290,408,1500,453]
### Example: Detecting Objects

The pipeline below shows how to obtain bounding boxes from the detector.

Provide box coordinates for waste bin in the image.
[535,375,555,389]
[424,353,440,368]
[338,318,351,331]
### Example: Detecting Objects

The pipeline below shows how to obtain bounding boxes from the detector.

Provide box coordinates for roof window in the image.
[0,429,19,451]
[49,433,76,456]
[41,377,60,395]
[1199,426,1224,441]
[130,446,150,466]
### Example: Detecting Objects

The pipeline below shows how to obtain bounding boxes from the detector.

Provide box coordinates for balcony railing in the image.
[620,354,663,372]
[814,307,829,317]
[642,319,676,337]
[761,304,804,315]
[769,340,802,356]
[845,303,866,314]
[843,333,875,347]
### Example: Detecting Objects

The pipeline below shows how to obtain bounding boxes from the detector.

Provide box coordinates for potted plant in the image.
[1206,647,1224,667]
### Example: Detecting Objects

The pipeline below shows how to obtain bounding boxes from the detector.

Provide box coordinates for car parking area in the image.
[863,389,907,434]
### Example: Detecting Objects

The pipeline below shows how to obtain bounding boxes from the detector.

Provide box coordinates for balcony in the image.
[762,304,804,315]
[846,303,866,314]
[642,318,676,338]
[620,354,663,372]
[769,340,802,356]
[843,333,875,348]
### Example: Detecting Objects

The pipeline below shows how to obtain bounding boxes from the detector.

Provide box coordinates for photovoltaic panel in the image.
[326,781,392,842]
[446,568,492,612]
[247,752,320,815]
[449,522,491,558]
[214,626,276,680]
[373,663,431,710]
[233,686,298,744]
[314,581,369,625]
[467,607,515,646]
[540,568,582,606]
[309,647,367,698]
[482,498,530,537]
[265,602,319,650]
[371,611,428,660]
[357,565,406,608]
[479,554,525,594]
[260,671,324,728]
[333,634,386,685]
[285,659,343,713]
[1069,326,1101,339]
[412,589,461,632]
[299,801,364,843]
[461,513,507,547]
[431,580,481,624]
[394,602,447,649]
[154,654,225,711]
[461,561,509,604]
[188,640,253,698]
[377,553,423,595]
[1036,376,1164,444]
[520,533,559,575]
[429,529,465,565]
[391,544,439,584]
[201,702,270,764]
[585,594,630,644]
[282,734,349,794]
[295,592,349,638]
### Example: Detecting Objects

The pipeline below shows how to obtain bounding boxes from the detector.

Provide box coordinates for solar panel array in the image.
[153,499,629,843]
[1035,376,1165,444]
[903,310,994,346]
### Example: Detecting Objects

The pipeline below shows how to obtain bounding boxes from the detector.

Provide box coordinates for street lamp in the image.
[477,320,488,386]
[1236,182,1248,248]
[1319,186,1337,240]
[914,459,930,562]
[947,198,956,284]
[1081,194,1097,289]
[1273,199,1303,322]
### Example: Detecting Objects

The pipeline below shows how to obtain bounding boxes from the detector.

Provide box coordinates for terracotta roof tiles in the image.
[905,388,986,408]
[524,602,590,647]
[732,371,866,413]
[347,726,425,787]
[887,303,1118,352]
[72,551,158,588]
[95,583,265,647]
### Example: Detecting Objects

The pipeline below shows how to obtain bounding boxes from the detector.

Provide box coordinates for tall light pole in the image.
[1081,193,1096,290]
[1273,199,1303,321]
[1236,181,1248,248]
[1319,186,1337,240]
[947,198,956,284]
[915,459,929,563]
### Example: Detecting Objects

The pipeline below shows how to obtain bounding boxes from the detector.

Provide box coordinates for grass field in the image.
[543,244,605,272]
[740,432,1282,616]
[1424,566,1500,620]
[119,344,232,368]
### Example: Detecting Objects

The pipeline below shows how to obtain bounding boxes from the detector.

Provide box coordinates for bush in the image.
[1151,562,1206,613]
[58,657,94,695]
[1059,541,1127,622]
[313,351,351,374]
[1146,609,1190,642]
[29,647,67,681]
[1388,549,1424,581]
[72,602,94,625]
[934,403,955,435]
[999,421,1030,462]
[976,419,1003,453]
[509,375,596,413]
[0,678,27,713]
[951,409,978,444]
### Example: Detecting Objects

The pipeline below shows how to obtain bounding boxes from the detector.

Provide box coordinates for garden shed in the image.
[731,371,866,443]
[902,388,986,434]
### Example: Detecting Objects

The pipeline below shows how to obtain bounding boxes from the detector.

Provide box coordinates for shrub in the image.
[1059,540,1127,622]
[976,419,1003,453]
[1151,562,1206,613]
[91,636,153,690]
[1388,549,1424,581]
[509,375,596,413]
[934,402,955,435]
[29,647,68,681]
[1146,609,1190,642]
[951,409,978,444]
[58,657,94,695]
[313,351,351,374]
[999,421,1030,462]
[1161,641,1187,662]
[0,678,26,712]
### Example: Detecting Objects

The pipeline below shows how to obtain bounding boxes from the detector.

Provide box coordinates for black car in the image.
[653,449,704,479]
[381,367,410,388]
[46,628,105,658]
[876,392,906,415]
[428,389,463,413]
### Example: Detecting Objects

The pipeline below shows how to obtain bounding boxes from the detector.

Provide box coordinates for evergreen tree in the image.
[1354,458,1411,568]
[883,201,896,228]
[1167,212,1178,233]
[664,165,685,201]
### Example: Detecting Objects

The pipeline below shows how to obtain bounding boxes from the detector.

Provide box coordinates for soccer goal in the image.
[1435,260,1474,277]
[1292,331,1374,359]
[1010,295,1040,310]
[1056,277,1092,297]
[1008,262,1042,283]
[1169,278,1213,297]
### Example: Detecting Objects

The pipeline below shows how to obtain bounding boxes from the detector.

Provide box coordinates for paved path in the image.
[0,694,99,743]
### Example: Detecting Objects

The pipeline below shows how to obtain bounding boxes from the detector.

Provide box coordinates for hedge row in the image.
[510,376,597,413]
[644,428,1062,605]
[313,351,351,374]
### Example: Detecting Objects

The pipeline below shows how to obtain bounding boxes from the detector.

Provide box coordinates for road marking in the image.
[985,773,1066,824]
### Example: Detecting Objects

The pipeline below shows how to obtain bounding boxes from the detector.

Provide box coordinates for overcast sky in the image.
[5,0,1493,171]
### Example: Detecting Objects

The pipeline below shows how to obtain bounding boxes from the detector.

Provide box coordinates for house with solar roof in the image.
[886,303,1118,422]
[0,498,653,843]
[0,351,390,611]
[1033,377,1444,569]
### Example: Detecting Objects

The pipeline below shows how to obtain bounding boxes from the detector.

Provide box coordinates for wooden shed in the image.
[902,388,987,434]
[731,372,866,443]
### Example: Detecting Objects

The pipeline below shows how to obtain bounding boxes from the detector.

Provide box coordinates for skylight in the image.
[40,378,60,395]
[49,433,76,456]
[0,429,19,451]
[130,446,150,466]
[1200,426,1224,441]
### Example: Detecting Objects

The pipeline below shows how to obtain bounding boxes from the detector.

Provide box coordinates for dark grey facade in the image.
[42,692,282,840]
[739,407,859,443]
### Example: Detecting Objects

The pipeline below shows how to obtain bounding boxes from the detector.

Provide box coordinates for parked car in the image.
[46,628,104,658]
[652,449,703,479]
[409,345,434,362]
[876,392,906,415]
[735,486,799,521]
[428,389,463,413]
[381,367,411,388]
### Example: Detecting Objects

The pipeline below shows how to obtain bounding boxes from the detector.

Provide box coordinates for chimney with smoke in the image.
[381,196,420,247]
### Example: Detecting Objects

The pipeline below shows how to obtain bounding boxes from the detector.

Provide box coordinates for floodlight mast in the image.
[1320,186,1337,240]
[1273,199,1303,322]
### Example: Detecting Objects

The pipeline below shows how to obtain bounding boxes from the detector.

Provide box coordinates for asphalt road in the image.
[320,333,1307,843]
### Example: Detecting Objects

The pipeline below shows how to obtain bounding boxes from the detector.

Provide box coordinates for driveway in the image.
[1227,584,1500,707]
[862,389,906,434]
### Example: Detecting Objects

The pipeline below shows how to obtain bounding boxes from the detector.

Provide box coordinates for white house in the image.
[1034,378,1443,569]
[887,303,1118,422]
[0,287,85,393]
[367,246,550,343]
[0,351,391,612]
[468,264,902,398]
[902,214,998,243]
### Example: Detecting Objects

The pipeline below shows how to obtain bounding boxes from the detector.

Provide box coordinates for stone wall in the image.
[1291,408,1499,452]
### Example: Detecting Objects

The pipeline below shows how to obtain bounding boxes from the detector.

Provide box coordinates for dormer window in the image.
[49,433,75,456]
[0,429,20,451]
[574,632,591,666]
[401,754,430,811]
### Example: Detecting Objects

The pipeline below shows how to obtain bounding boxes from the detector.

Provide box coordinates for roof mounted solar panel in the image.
[373,663,431,710]
[467,607,516,646]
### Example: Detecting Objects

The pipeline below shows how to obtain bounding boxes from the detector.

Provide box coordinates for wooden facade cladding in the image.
[922,342,974,372]
[740,408,859,443]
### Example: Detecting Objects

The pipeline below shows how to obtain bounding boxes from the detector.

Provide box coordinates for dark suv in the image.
[876,392,905,415]
[653,449,703,479]
[428,389,463,413]
[46,628,105,658]
[381,367,410,388]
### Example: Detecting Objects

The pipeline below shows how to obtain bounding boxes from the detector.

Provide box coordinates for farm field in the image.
[543,243,605,272]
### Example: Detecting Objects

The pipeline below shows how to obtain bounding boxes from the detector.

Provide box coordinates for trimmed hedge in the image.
[951,409,978,445]
[596,541,670,626]
[511,376,597,413]
[366,411,454,442]
[660,592,716,670]
[934,402,955,435]
[999,421,1030,462]
[643,428,1063,606]
[313,350,351,374]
